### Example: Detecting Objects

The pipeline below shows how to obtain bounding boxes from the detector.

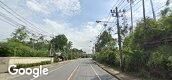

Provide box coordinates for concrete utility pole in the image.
[150,0,156,20]
[128,0,134,33]
[122,9,128,37]
[142,0,146,27]
[49,36,54,57]
[111,7,123,71]
[49,43,53,56]
[122,10,127,27]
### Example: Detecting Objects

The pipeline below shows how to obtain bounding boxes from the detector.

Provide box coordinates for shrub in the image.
[147,45,172,79]
[93,49,118,66]
[0,43,13,56]
[16,61,51,68]
[0,40,48,57]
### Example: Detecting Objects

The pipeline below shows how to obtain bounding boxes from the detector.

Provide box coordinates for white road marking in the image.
[90,64,101,80]
[67,65,79,80]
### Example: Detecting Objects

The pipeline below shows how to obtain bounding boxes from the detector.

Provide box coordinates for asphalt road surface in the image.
[10,58,118,80]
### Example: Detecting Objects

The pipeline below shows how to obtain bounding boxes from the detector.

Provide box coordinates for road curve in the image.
[10,58,118,80]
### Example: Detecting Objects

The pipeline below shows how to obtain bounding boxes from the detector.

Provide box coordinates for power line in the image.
[105,0,124,32]
[112,0,120,8]
[117,0,125,8]
[0,1,50,36]
[0,11,44,36]
[146,4,166,17]
[105,0,121,25]
[120,2,130,10]
[98,0,121,36]
[126,0,142,11]
[130,0,143,17]
[120,0,136,11]
[0,12,20,27]
[96,0,127,42]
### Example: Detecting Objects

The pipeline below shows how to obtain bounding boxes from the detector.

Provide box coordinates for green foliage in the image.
[95,30,115,52]
[93,30,118,66]
[122,15,172,79]
[132,18,166,48]
[12,26,28,42]
[51,34,68,51]
[49,34,86,60]
[93,49,118,66]
[0,39,48,57]
[160,0,171,16]
[147,45,172,78]
[124,50,146,72]
[0,42,13,56]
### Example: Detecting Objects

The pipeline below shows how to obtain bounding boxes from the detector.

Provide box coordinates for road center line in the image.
[67,65,79,80]
[90,64,101,80]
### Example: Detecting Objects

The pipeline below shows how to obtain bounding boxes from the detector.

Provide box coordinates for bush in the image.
[93,49,118,66]
[124,50,147,72]
[122,18,172,79]
[0,43,13,56]
[16,61,51,68]
[147,45,172,79]
[0,40,48,57]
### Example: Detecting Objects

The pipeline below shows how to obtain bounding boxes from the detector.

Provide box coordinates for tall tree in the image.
[66,41,72,50]
[12,26,28,42]
[51,34,68,51]
[95,30,115,52]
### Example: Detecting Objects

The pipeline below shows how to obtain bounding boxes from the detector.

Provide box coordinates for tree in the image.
[161,0,171,16]
[95,30,114,52]
[66,41,72,50]
[51,34,68,51]
[12,26,28,42]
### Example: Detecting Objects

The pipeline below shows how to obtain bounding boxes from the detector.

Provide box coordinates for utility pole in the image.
[111,7,123,71]
[49,36,54,57]
[150,0,156,20]
[128,0,134,33]
[49,43,53,56]
[142,0,146,27]
[122,9,128,37]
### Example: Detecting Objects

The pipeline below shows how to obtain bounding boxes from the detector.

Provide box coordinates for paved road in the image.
[10,58,118,80]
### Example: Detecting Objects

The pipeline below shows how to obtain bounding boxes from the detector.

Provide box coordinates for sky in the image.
[0,0,169,53]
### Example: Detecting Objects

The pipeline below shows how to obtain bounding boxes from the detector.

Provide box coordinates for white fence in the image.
[0,57,9,73]
[9,57,54,65]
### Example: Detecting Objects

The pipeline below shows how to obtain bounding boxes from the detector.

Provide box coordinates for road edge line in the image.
[90,64,101,80]
[67,65,79,80]
[92,60,121,80]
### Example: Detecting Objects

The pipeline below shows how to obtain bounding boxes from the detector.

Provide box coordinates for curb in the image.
[93,60,140,80]
[93,60,122,80]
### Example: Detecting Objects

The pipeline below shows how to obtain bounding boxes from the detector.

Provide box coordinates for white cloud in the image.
[43,19,103,53]
[26,0,81,16]
[53,0,81,16]
[26,0,49,14]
